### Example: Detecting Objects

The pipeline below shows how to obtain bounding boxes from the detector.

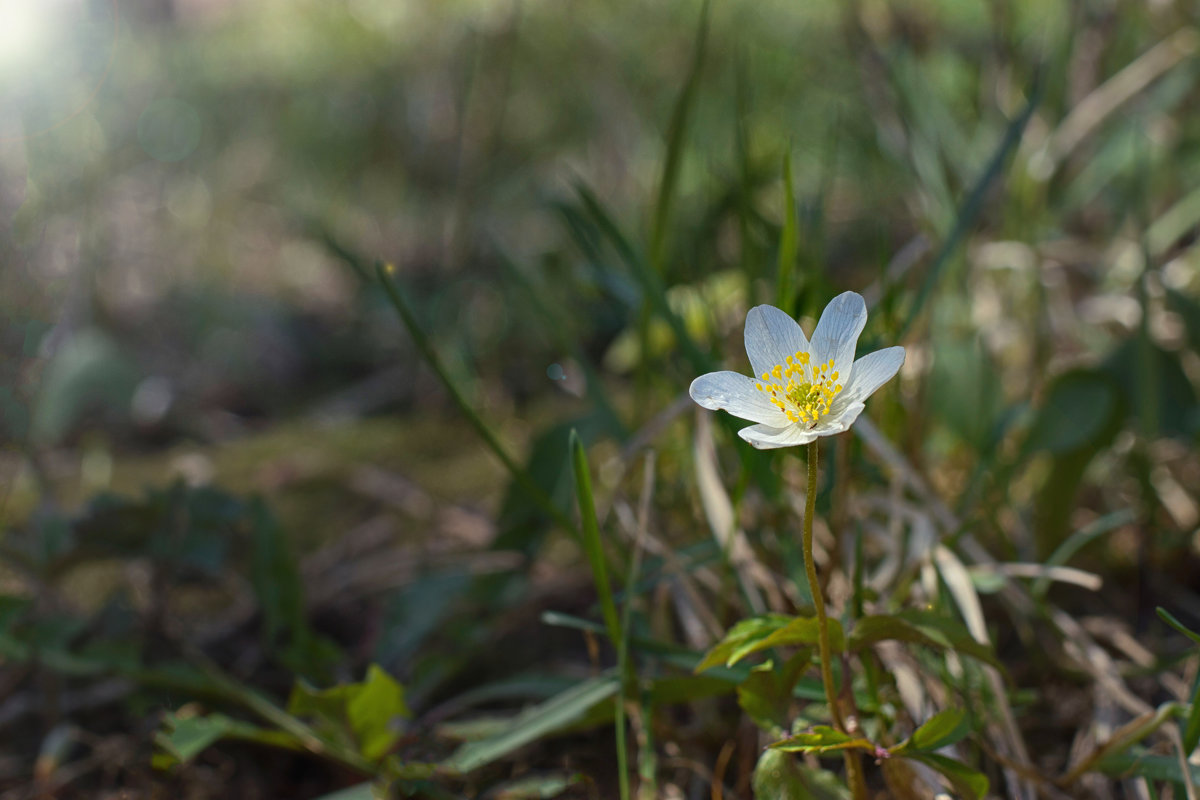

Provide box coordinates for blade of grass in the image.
[494,249,628,439]
[618,453,655,800]
[569,430,622,647]
[444,673,621,774]
[569,429,627,800]
[649,0,710,272]
[734,49,759,303]
[375,263,577,537]
[573,183,711,374]
[775,151,798,315]
[1158,607,1200,648]
[1184,671,1200,754]
[1033,509,1136,599]
[898,70,1043,339]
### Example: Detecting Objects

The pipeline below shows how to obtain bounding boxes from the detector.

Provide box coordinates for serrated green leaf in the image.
[906,753,988,800]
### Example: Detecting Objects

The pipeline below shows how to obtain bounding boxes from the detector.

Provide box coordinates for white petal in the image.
[809,291,867,373]
[743,305,809,380]
[737,422,820,449]
[819,401,865,434]
[690,371,791,426]
[839,346,905,405]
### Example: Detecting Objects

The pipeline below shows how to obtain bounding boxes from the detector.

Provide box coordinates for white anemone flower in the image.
[689,292,904,449]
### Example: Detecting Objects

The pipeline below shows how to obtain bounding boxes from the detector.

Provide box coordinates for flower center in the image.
[756,350,843,426]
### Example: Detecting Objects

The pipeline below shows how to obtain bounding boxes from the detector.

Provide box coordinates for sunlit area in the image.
[1,0,1200,797]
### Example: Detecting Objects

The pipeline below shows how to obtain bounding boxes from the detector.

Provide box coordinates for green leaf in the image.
[737,653,812,734]
[568,430,622,648]
[848,613,1002,670]
[1157,607,1200,647]
[311,784,383,800]
[573,184,711,375]
[287,665,410,762]
[770,726,875,756]
[154,711,299,767]
[1025,369,1121,455]
[490,772,584,799]
[248,499,304,649]
[156,713,238,764]
[1104,337,1198,440]
[905,753,989,800]
[752,748,849,800]
[1185,686,1200,755]
[902,708,970,753]
[445,675,619,774]
[1097,751,1200,784]
[696,614,844,673]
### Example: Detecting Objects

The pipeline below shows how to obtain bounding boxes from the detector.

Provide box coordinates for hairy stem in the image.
[804,441,843,730]
[803,441,867,799]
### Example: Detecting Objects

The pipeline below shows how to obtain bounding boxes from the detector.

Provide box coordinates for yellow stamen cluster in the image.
[755,350,843,426]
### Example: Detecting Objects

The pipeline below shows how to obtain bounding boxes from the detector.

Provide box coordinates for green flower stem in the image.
[803,441,843,731]
[803,441,867,799]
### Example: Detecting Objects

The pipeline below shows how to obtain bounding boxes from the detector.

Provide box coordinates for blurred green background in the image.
[3,0,1200,797]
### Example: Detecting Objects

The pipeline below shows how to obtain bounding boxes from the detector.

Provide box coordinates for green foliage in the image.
[903,752,989,800]
[696,614,845,673]
[753,749,849,800]
[445,675,620,774]
[737,654,811,734]
[7,1,1200,796]
[895,708,971,754]
[154,711,297,768]
[288,665,411,763]
[847,612,1002,671]
[770,726,874,756]
[568,430,622,648]
[1025,369,1122,456]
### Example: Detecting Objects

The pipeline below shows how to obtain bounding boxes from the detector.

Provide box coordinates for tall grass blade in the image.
[899,70,1043,339]
[569,430,622,647]
[495,250,628,439]
[649,0,710,272]
[445,674,620,774]
[573,183,712,374]
[374,263,577,537]
[569,430,628,797]
[775,151,798,315]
